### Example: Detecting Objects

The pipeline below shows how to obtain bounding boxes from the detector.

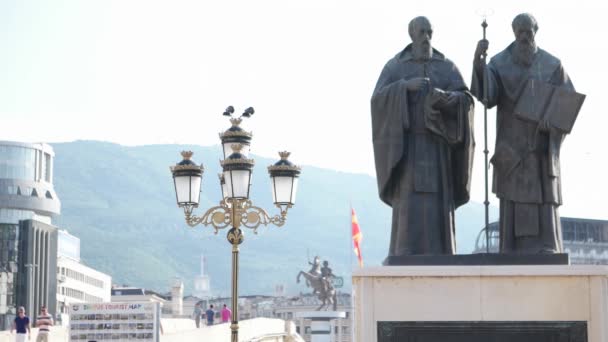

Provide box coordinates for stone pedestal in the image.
[295,311,346,342]
[352,265,608,342]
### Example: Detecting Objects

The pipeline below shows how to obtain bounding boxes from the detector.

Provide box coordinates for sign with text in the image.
[69,302,160,342]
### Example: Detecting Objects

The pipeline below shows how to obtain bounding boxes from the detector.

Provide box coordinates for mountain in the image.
[51,141,498,296]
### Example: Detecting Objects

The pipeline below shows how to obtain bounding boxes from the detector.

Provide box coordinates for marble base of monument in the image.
[353,265,608,342]
[294,311,346,342]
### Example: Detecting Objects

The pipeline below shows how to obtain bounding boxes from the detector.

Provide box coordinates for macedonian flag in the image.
[351,207,364,267]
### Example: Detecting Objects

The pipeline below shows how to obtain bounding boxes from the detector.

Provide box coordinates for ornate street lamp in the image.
[170,151,204,210]
[221,144,254,199]
[268,151,301,205]
[170,106,301,342]
[219,116,253,159]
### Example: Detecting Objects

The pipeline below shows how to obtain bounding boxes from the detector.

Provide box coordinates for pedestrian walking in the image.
[193,302,202,328]
[221,304,231,323]
[35,306,53,342]
[10,306,30,342]
[205,304,215,326]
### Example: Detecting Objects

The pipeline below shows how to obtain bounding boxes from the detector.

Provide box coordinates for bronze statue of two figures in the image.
[297,256,338,311]
[372,14,585,259]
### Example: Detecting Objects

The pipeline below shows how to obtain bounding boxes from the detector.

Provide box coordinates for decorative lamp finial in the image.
[230,118,243,127]
[181,151,194,160]
[279,151,291,160]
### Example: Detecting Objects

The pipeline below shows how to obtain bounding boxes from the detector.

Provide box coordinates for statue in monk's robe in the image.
[472,13,584,254]
[371,16,475,258]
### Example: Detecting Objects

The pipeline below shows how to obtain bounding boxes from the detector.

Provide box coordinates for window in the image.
[0,145,36,180]
[44,153,51,182]
[18,186,33,196]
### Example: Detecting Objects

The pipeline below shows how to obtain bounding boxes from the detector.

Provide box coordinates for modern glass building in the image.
[0,141,61,329]
[474,217,608,264]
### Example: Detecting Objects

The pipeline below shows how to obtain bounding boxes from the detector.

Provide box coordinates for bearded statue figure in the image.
[472,13,576,254]
[371,16,475,259]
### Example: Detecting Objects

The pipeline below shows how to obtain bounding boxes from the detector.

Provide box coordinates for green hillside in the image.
[51,141,497,296]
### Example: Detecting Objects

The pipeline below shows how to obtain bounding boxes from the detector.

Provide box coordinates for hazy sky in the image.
[1,0,606,219]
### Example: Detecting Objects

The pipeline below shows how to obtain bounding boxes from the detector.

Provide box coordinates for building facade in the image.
[16,219,58,321]
[0,142,61,329]
[111,287,169,308]
[170,278,184,317]
[56,230,112,319]
[274,293,353,342]
[561,217,608,264]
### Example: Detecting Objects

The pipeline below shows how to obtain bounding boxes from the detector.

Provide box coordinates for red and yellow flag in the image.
[351,208,364,267]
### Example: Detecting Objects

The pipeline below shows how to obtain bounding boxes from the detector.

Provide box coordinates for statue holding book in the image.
[472,13,585,254]
[371,16,475,258]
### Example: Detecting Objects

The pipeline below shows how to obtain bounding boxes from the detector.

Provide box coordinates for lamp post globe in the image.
[219,118,252,159]
[221,144,254,199]
[268,151,301,206]
[170,151,204,207]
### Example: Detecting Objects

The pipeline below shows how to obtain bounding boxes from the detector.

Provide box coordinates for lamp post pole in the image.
[228,227,242,342]
[171,107,301,342]
[227,201,245,342]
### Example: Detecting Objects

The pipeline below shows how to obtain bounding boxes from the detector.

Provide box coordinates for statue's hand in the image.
[474,39,489,74]
[405,77,430,91]
[430,89,459,110]
[539,117,551,132]
[444,92,459,107]
[475,39,489,61]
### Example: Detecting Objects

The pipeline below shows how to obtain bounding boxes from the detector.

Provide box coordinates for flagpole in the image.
[349,202,353,269]
[348,203,354,338]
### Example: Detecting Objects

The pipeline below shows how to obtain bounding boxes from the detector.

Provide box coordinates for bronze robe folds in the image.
[371,45,475,256]
[471,44,574,253]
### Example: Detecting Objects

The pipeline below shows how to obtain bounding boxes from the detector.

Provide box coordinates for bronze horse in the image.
[296,270,337,311]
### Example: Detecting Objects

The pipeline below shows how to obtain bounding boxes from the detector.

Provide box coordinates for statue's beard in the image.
[412,41,433,61]
[513,41,538,66]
